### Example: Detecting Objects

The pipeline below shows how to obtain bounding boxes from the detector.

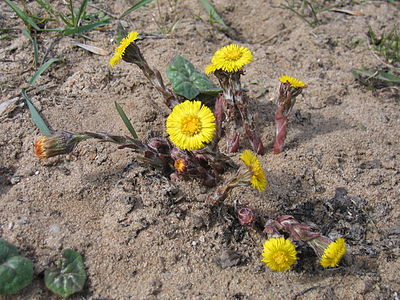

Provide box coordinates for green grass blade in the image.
[29,58,61,85]
[5,0,41,31]
[198,0,227,28]
[376,70,400,84]
[68,0,76,26]
[34,0,55,17]
[115,102,138,139]
[59,13,73,27]
[22,89,52,136]
[21,28,39,67]
[120,0,156,19]
[76,0,89,26]
[115,22,129,44]
[61,18,109,36]
[351,68,400,85]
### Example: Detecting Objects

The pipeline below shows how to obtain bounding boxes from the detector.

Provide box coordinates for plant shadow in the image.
[252,97,350,152]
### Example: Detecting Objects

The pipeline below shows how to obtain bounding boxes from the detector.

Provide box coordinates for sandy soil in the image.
[1,0,399,299]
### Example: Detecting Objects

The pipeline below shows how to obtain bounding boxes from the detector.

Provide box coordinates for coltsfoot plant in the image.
[30,29,350,276]
[263,215,347,270]
[273,75,307,154]
[0,241,87,297]
[45,249,87,298]
[231,208,348,271]
[0,239,33,295]
[205,44,265,154]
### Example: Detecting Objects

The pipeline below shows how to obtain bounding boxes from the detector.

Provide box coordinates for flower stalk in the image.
[273,76,307,154]
[110,31,180,108]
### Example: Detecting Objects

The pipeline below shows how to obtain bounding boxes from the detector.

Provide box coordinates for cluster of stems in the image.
[207,164,254,204]
[213,70,264,155]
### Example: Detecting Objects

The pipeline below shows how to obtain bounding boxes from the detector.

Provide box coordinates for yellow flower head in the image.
[240,150,266,191]
[109,31,139,67]
[279,75,306,88]
[166,100,216,151]
[320,238,346,268]
[261,237,297,271]
[205,44,253,74]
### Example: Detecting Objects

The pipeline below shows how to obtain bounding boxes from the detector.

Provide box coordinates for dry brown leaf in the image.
[72,42,109,56]
[331,8,364,16]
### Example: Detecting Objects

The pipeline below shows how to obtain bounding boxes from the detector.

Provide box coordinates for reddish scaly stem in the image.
[273,106,287,154]
[228,132,240,153]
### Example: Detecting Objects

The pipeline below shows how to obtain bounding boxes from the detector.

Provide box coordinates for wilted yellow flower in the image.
[279,75,306,88]
[34,131,82,159]
[109,31,139,67]
[320,238,346,268]
[240,150,266,191]
[205,44,253,74]
[261,237,297,271]
[166,100,216,151]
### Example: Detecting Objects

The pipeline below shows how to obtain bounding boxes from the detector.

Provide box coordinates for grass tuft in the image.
[351,68,400,88]
[278,0,338,28]
[368,25,400,64]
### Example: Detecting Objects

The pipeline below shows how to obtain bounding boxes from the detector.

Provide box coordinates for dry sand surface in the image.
[1,0,399,299]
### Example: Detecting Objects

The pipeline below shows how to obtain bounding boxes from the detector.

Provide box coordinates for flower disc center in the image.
[273,251,289,265]
[225,49,242,61]
[180,114,202,136]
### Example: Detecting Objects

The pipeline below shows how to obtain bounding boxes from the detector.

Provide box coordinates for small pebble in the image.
[10,176,21,185]
[49,224,61,234]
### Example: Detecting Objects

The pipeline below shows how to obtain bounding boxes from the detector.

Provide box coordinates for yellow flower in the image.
[240,150,266,191]
[261,237,297,271]
[166,100,216,151]
[320,238,346,268]
[205,44,253,73]
[204,64,219,74]
[109,31,139,67]
[279,75,306,88]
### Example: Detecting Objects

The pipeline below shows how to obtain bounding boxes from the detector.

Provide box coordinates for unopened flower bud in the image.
[147,138,170,155]
[34,131,85,159]
[236,207,256,226]
[174,158,187,173]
